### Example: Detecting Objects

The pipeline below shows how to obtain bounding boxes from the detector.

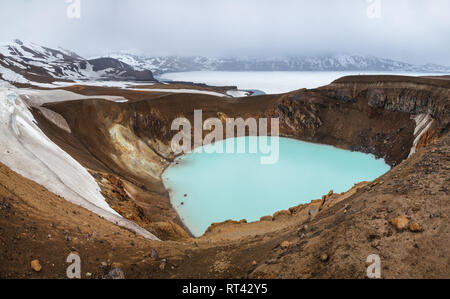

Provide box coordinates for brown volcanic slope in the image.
[1,75,449,278]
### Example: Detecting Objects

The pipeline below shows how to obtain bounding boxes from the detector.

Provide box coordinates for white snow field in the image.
[0,64,57,88]
[159,71,446,94]
[226,90,251,97]
[129,88,229,97]
[18,88,129,105]
[0,83,159,240]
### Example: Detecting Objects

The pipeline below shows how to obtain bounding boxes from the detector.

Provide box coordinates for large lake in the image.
[162,137,390,237]
[158,71,442,94]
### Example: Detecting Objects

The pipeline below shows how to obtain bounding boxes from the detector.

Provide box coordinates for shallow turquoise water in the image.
[162,137,390,237]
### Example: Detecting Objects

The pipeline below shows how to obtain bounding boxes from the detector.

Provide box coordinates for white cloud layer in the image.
[1,0,449,65]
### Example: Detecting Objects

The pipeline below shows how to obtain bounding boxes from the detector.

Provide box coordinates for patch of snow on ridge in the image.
[130,88,228,97]
[409,114,434,157]
[0,79,13,88]
[18,89,130,106]
[0,64,29,84]
[0,86,159,240]
[52,80,153,89]
[113,99,129,103]
[0,64,57,88]
[226,90,250,98]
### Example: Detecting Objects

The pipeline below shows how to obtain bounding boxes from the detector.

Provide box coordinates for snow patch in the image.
[18,89,130,106]
[130,88,228,97]
[226,90,250,98]
[0,86,159,240]
[0,64,58,88]
[0,64,30,84]
[409,114,434,157]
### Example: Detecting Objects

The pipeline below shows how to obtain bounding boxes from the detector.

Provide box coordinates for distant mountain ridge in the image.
[106,53,450,75]
[1,40,449,88]
[0,40,155,86]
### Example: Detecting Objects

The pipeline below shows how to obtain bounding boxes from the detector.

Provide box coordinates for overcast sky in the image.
[1,0,449,65]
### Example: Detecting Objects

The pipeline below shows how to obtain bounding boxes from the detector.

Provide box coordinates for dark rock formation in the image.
[89,57,155,81]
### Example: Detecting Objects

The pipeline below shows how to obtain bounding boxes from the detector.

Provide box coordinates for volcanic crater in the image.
[1,75,449,278]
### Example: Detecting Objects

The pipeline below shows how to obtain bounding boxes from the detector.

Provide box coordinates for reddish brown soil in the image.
[1,75,449,278]
[1,130,448,278]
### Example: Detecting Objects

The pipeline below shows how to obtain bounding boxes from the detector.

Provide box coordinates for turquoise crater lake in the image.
[162,137,390,237]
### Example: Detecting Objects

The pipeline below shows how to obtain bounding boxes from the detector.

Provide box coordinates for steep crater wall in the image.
[37,75,450,239]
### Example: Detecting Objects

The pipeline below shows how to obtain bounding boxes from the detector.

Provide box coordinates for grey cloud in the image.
[0,0,449,65]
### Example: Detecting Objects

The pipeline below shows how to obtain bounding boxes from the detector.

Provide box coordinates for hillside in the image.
[106,53,450,75]
[0,40,156,87]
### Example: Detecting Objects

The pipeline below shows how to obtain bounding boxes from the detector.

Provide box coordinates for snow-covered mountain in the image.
[106,53,450,75]
[0,40,155,86]
[2,40,448,87]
